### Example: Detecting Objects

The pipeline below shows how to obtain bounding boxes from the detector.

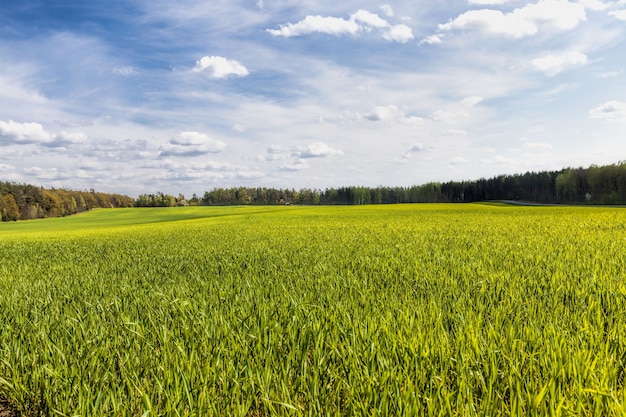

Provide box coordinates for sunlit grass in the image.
[1,204,625,415]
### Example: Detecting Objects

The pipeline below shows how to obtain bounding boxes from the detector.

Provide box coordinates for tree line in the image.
[0,182,134,222]
[3,161,624,221]
[136,162,626,207]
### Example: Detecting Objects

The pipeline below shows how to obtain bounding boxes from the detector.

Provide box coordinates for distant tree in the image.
[0,194,20,221]
[556,169,579,203]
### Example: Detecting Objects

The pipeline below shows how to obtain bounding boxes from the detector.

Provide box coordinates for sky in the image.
[1,0,625,197]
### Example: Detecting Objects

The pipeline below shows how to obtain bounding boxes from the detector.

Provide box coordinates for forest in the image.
[136,161,626,207]
[0,182,134,221]
[2,161,625,221]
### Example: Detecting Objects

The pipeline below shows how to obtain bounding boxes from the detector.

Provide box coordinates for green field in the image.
[1,204,625,416]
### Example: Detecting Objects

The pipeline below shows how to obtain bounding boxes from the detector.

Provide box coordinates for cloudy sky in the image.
[1,0,625,197]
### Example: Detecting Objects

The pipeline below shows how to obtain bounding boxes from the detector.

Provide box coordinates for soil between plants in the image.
[0,396,18,417]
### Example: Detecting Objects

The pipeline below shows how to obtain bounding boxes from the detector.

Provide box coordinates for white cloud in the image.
[293,142,343,158]
[159,131,226,157]
[267,10,412,43]
[517,0,586,30]
[259,145,290,162]
[403,143,428,159]
[439,0,587,38]
[531,51,588,76]
[610,9,626,20]
[383,24,414,43]
[261,142,343,167]
[267,15,360,37]
[381,4,394,17]
[44,131,88,148]
[365,105,402,122]
[365,105,423,125]
[192,56,249,79]
[112,66,137,76]
[351,10,389,29]
[409,143,427,152]
[0,120,52,144]
[589,101,626,121]
[420,34,444,45]
[579,0,610,11]
[439,9,538,38]
[462,96,483,106]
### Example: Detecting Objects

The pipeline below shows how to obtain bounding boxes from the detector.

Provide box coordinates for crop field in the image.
[1,204,626,416]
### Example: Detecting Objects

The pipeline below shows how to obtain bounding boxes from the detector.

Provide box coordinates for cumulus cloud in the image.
[439,0,586,38]
[420,34,444,45]
[352,9,389,29]
[267,15,360,37]
[293,142,343,158]
[365,105,423,125]
[589,101,626,121]
[439,9,537,38]
[409,143,427,152]
[0,120,52,144]
[159,131,226,157]
[383,24,414,43]
[514,0,587,30]
[579,0,610,11]
[365,105,400,121]
[450,157,468,165]
[43,131,88,148]
[258,145,290,162]
[531,51,588,76]
[267,10,413,43]
[192,56,249,78]
[610,9,626,20]
[402,143,428,159]
[259,142,343,166]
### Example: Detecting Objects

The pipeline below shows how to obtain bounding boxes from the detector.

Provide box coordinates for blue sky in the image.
[1,0,625,197]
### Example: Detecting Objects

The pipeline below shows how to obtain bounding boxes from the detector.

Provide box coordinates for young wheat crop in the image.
[0,204,625,416]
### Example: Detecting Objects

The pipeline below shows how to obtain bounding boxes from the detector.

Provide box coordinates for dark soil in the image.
[0,396,19,417]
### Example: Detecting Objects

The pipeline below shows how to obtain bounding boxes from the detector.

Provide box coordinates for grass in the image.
[0,206,285,237]
[1,204,625,415]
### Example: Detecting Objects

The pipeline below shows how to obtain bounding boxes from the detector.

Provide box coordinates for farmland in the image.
[1,204,625,416]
